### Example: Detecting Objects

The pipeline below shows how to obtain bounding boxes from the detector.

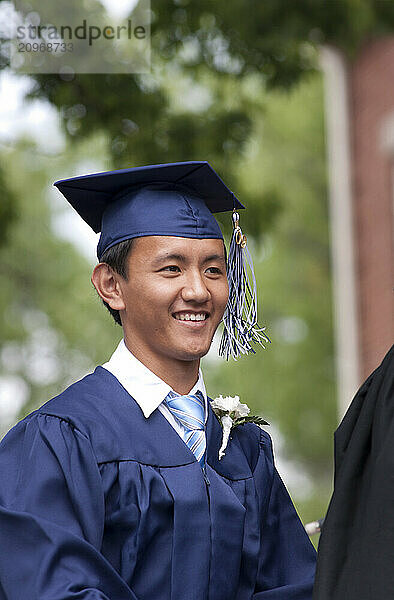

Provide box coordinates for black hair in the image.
[97,238,134,326]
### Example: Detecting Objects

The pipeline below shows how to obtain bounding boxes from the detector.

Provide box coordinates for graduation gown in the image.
[313,345,394,600]
[0,366,315,600]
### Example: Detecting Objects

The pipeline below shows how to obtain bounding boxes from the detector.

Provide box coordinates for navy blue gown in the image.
[0,367,315,599]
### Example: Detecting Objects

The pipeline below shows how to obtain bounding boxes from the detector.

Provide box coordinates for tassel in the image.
[219,210,270,360]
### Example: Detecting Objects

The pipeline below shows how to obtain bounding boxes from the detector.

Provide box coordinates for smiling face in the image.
[115,236,229,375]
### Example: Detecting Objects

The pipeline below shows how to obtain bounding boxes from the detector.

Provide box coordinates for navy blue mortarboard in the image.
[54,161,243,260]
[54,160,269,359]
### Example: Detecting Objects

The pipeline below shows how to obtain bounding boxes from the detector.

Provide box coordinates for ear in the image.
[91,263,126,311]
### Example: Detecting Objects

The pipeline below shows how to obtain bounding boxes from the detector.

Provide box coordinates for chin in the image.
[174,344,210,361]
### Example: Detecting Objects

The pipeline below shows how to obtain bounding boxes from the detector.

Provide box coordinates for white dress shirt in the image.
[102,340,208,440]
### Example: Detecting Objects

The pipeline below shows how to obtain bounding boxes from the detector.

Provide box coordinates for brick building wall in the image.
[349,38,394,378]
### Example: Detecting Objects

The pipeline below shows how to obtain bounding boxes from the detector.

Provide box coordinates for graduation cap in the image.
[54,161,269,359]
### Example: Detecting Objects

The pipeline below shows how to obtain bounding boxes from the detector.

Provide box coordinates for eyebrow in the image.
[151,253,186,266]
[151,252,226,267]
[201,253,226,265]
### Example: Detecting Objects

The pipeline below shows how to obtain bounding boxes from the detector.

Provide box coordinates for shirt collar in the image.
[102,339,207,419]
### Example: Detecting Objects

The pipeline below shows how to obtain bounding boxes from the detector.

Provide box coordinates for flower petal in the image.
[218,415,233,460]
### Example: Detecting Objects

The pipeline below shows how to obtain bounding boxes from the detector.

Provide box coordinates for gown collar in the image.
[93,366,252,479]
[102,339,207,418]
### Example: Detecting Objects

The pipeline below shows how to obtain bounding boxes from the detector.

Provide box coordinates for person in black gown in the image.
[313,345,394,600]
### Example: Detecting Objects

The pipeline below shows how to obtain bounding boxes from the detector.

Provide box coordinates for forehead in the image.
[130,236,225,260]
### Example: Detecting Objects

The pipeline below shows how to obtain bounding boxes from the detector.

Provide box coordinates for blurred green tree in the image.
[2,0,393,244]
[10,0,394,240]
[0,137,120,430]
[18,0,394,174]
[0,167,17,248]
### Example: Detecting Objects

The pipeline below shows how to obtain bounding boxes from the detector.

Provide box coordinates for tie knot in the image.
[165,390,205,432]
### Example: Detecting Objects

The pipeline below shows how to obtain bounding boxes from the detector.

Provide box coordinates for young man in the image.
[0,162,316,599]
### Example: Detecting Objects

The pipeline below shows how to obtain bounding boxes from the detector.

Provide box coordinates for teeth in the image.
[175,313,206,321]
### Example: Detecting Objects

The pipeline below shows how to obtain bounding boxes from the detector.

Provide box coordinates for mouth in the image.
[172,311,209,323]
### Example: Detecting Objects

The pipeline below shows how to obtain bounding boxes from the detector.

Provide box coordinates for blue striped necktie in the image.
[165,390,206,467]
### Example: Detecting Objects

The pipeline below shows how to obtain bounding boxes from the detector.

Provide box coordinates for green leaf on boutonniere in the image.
[233,415,270,427]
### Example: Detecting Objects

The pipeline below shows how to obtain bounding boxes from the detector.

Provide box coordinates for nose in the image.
[181,270,211,304]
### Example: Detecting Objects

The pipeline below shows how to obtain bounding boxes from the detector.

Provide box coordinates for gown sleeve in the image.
[253,430,316,599]
[0,413,139,600]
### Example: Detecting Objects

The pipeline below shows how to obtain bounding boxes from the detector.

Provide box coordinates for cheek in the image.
[219,279,230,306]
[212,281,229,319]
[223,281,229,306]
[123,278,178,316]
[121,282,151,320]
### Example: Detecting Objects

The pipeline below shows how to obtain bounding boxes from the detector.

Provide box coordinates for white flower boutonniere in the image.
[210,395,269,460]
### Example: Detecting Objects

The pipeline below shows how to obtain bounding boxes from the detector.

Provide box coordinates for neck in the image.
[123,337,201,395]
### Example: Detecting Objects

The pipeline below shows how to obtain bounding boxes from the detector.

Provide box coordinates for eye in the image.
[205,266,223,275]
[161,265,181,273]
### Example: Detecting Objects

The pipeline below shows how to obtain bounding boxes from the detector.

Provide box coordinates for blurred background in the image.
[0,0,393,542]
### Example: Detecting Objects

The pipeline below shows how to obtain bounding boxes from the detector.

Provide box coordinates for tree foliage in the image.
[18,0,394,171]
[11,0,394,238]
[0,138,120,428]
[0,167,17,248]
